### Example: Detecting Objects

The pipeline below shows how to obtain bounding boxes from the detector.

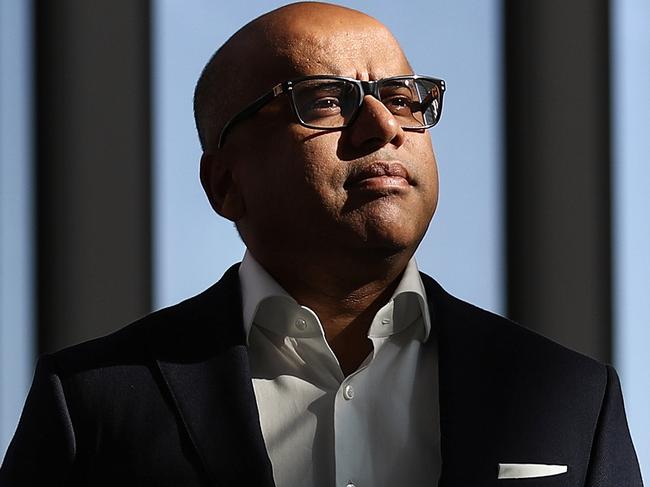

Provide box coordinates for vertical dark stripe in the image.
[36,0,152,354]
[504,0,612,362]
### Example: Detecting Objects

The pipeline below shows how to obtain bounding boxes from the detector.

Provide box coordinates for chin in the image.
[355,224,424,256]
[361,207,429,248]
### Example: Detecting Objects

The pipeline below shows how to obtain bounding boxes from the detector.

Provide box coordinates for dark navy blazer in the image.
[0,265,643,486]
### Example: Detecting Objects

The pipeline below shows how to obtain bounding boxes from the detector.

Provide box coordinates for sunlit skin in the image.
[201,3,439,374]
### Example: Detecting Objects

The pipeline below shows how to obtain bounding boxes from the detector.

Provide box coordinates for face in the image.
[209,16,439,266]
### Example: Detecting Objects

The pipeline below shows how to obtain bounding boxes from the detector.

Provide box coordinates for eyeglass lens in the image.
[291,77,441,129]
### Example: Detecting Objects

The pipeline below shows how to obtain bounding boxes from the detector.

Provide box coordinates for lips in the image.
[344,161,412,190]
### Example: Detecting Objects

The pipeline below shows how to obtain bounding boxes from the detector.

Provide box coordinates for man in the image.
[1,2,642,486]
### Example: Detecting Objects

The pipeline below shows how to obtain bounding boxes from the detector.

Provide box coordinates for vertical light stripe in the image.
[0,0,34,459]
[409,0,504,315]
[612,0,650,480]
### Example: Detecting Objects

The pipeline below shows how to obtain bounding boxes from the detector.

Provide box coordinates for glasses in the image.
[217,74,446,148]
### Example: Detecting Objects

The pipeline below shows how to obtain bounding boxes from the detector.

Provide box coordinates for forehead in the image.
[271,22,413,80]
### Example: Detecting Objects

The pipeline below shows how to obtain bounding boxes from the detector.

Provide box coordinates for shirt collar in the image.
[238,250,431,344]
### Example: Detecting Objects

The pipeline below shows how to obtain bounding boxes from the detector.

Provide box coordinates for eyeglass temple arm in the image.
[217,83,286,148]
[412,90,437,113]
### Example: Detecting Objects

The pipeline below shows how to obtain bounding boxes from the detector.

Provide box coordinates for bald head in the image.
[193,2,410,152]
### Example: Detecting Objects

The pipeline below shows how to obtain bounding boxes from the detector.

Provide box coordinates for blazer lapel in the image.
[424,275,580,486]
[152,265,275,487]
[423,274,504,486]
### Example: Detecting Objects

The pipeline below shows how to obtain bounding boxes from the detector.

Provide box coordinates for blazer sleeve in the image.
[585,365,644,486]
[0,355,76,486]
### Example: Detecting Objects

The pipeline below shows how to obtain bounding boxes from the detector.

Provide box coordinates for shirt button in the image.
[295,318,307,331]
[346,482,356,487]
[381,317,391,325]
[343,384,354,400]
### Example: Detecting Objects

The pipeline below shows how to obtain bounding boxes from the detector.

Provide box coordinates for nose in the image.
[345,95,406,151]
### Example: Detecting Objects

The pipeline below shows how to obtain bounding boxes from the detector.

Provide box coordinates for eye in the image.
[383,95,411,110]
[308,97,342,113]
[380,83,416,115]
[292,79,357,124]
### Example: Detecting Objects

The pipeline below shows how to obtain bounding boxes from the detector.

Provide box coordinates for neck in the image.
[250,246,413,375]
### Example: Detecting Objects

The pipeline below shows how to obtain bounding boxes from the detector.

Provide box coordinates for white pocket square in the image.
[498,463,568,479]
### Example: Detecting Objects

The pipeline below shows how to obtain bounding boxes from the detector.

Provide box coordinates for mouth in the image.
[344,161,412,192]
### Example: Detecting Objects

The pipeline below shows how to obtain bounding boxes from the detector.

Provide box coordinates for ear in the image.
[200,152,245,222]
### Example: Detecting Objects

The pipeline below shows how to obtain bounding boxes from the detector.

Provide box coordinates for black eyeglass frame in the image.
[217,74,446,149]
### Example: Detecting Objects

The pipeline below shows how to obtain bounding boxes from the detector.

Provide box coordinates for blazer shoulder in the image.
[48,263,244,375]
[420,272,607,382]
[419,278,642,485]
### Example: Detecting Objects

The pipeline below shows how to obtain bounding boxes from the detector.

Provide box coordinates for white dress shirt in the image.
[239,251,440,487]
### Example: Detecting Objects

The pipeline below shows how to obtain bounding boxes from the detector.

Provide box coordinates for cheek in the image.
[294,135,348,208]
[427,155,440,210]
[407,136,440,203]
[236,133,342,226]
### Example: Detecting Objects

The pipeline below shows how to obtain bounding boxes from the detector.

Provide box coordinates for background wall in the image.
[0,0,34,461]
[0,0,647,479]
[612,0,650,475]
